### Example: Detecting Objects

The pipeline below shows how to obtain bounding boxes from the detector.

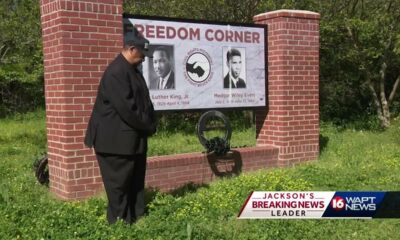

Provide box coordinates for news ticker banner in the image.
[123,15,267,111]
[237,191,400,219]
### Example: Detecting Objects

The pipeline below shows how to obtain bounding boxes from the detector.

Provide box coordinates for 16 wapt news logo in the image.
[331,196,376,211]
[238,191,400,219]
[323,192,396,218]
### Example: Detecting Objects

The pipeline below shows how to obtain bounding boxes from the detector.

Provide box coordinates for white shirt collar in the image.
[230,75,239,88]
[159,70,172,89]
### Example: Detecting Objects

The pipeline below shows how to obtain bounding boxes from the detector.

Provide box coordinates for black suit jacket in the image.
[223,74,246,88]
[150,71,175,90]
[84,54,156,155]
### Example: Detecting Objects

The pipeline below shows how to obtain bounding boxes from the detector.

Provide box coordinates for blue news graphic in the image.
[323,192,400,218]
[237,191,400,219]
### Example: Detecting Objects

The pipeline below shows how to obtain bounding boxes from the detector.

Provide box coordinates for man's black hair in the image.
[226,48,241,61]
[153,46,170,59]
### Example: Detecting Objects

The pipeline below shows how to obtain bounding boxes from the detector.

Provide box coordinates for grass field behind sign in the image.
[0,110,399,239]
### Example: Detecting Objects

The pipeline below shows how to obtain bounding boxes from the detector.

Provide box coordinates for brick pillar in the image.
[253,10,320,166]
[40,0,123,199]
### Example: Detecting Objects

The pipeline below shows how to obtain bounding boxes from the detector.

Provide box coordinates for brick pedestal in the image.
[254,10,320,166]
[40,3,320,200]
[40,0,123,199]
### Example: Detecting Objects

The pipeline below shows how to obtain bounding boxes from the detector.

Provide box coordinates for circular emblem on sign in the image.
[184,48,213,86]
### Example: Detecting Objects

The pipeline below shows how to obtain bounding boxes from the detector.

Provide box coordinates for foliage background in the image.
[1,0,400,126]
[0,0,43,117]
[1,1,400,239]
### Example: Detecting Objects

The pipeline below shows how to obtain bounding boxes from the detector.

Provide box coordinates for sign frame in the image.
[123,13,268,112]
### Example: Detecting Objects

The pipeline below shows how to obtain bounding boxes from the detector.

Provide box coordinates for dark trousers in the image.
[96,152,147,224]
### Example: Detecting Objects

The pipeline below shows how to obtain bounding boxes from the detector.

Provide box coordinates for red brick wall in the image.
[147,146,278,191]
[40,0,123,199]
[254,10,320,166]
[40,2,320,200]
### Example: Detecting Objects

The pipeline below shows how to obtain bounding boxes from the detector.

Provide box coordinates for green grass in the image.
[149,127,255,156]
[1,110,400,239]
[292,121,400,191]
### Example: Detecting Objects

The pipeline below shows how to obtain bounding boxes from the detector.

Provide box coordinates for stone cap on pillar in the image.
[253,9,320,22]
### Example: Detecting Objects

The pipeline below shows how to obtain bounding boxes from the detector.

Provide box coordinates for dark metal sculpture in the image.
[196,110,232,156]
[34,154,49,185]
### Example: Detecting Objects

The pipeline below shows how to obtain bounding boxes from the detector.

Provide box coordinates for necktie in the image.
[160,78,164,89]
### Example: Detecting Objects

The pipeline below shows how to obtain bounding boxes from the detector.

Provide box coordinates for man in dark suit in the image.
[84,28,156,224]
[224,48,246,88]
[149,46,175,90]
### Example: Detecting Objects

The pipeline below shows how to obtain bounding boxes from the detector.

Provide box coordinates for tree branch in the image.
[379,61,390,126]
[389,75,400,104]
[379,62,387,103]
[346,26,358,49]
[367,79,384,119]
[0,45,9,63]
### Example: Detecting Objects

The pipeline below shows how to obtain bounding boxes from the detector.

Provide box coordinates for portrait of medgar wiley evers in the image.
[148,45,175,90]
[223,47,246,89]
